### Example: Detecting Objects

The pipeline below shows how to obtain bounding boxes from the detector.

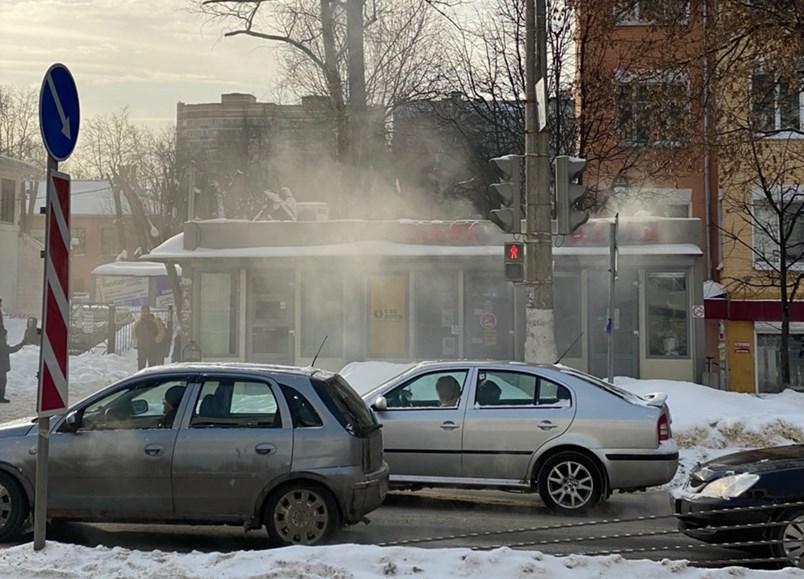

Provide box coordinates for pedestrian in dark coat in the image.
[0,328,23,403]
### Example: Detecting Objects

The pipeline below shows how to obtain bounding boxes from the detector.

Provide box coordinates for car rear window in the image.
[311,374,379,437]
[558,368,643,405]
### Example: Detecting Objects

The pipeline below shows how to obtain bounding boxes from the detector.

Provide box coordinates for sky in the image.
[0,0,285,126]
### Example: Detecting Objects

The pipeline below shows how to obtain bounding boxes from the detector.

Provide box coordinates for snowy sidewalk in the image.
[0,542,801,579]
[1,318,137,423]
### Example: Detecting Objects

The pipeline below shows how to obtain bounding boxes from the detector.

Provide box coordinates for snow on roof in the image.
[145,234,702,260]
[91,261,181,277]
[35,179,128,216]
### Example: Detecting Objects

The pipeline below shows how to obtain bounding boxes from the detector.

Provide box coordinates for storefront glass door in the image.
[248,271,295,364]
[588,269,639,379]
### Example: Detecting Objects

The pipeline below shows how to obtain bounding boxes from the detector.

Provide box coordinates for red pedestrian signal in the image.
[504,242,524,282]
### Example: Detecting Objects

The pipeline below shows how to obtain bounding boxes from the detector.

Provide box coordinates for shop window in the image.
[554,274,582,359]
[646,272,689,357]
[464,273,514,360]
[414,271,459,359]
[368,274,408,358]
[199,272,239,356]
[301,270,343,358]
[1,179,15,224]
[756,333,804,393]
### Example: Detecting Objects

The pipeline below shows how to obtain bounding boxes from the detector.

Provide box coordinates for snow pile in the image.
[616,378,804,449]
[1,318,137,422]
[0,542,801,579]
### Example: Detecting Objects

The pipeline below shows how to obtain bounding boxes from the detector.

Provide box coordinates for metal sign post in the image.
[35,63,79,551]
[607,213,619,384]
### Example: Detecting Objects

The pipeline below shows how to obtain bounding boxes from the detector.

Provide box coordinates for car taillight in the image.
[658,414,670,442]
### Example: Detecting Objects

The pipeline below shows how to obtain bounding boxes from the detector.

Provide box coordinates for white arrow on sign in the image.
[45,72,71,140]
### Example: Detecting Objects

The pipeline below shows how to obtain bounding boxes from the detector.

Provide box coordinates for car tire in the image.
[0,472,28,542]
[771,508,804,569]
[264,482,341,546]
[537,451,603,515]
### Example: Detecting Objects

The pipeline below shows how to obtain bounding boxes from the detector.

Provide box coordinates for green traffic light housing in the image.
[554,155,590,235]
[488,154,523,234]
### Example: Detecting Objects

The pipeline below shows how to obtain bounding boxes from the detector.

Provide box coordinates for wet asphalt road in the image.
[1,489,757,568]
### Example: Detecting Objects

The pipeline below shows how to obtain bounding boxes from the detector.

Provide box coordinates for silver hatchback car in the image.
[362,361,677,514]
[0,364,388,545]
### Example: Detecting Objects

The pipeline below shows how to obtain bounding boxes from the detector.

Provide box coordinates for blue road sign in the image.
[39,63,80,162]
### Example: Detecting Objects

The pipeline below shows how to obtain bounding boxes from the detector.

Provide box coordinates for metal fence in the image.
[70,303,173,356]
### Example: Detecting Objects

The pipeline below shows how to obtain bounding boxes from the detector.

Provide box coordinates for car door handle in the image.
[538,420,558,431]
[440,421,460,431]
[255,443,277,455]
[144,444,163,456]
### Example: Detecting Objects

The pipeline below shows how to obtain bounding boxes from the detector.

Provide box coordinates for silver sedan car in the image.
[0,364,388,545]
[362,361,677,514]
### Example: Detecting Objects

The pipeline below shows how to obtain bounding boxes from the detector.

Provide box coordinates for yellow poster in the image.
[369,275,407,357]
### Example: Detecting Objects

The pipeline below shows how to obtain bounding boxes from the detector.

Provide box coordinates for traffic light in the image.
[554,155,590,235]
[488,154,523,233]
[504,241,525,283]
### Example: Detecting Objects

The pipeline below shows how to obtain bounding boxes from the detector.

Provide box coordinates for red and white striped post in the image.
[37,167,70,416]
[33,161,71,550]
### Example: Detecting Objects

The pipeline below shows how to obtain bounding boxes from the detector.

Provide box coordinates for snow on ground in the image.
[1,318,137,423]
[0,542,801,579]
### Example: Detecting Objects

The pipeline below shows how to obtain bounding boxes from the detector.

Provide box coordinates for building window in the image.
[617,75,688,146]
[100,227,121,256]
[71,228,86,255]
[301,270,343,358]
[646,272,689,357]
[199,272,239,357]
[751,72,802,133]
[614,0,689,24]
[752,190,804,269]
[1,179,15,224]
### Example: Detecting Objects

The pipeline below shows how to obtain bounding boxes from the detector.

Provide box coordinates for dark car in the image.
[675,445,804,568]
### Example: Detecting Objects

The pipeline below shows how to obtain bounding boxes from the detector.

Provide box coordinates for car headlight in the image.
[698,473,759,499]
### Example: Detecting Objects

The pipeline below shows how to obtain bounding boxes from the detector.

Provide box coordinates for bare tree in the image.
[0,86,41,166]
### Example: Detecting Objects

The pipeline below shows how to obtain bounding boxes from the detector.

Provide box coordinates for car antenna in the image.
[311,335,328,367]
[555,331,583,365]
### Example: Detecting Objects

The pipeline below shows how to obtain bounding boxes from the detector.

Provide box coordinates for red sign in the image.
[734,342,751,354]
[38,171,70,416]
[399,222,479,244]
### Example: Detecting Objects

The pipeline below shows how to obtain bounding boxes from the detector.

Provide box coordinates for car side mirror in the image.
[371,396,388,412]
[131,399,148,416]
[63,411,81,433]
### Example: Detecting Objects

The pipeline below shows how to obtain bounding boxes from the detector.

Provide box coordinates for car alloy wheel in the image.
[272,488,331,545]
[0,472,27,542]
[546,460,595,510]
[782,514,804,568]
[0,482,11,529]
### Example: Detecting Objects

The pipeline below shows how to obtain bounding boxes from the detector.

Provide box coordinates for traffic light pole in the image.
[524,0,557,363]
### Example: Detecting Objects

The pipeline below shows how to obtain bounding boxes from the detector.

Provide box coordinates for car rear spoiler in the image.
[639,392,668,408]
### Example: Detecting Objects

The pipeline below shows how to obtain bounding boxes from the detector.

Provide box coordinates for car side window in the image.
[475,371,571,408]
[76,378,187,431]
[385,371,468,409]
[191,379,281,428]
[280,385,323,428]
